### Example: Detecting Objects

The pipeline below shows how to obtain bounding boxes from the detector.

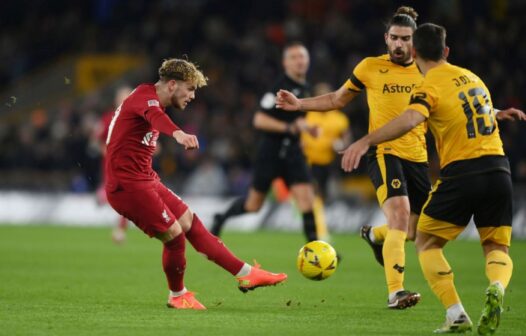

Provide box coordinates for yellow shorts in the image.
[418,212,512,246]
[366,152,430,214]
[418,170,513,246]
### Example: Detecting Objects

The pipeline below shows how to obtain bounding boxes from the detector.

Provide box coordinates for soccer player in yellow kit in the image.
[277,6,426,309]
[341,23,525,334]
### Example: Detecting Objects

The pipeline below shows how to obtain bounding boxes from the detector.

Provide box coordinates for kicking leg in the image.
[179,210,287,292]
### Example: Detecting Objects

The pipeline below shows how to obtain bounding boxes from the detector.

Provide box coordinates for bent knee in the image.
[482,241,509,256]
[415,231,447,253]
[156,222,183,243]
[387,208,410,230]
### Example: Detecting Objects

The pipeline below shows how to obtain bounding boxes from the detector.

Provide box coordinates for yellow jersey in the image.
[407,62,504,169]
[345,54,427,162]
[302,110,349,165]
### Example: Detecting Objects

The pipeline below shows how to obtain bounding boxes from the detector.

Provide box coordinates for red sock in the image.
[185,215,244,275]
[162,233,186,292]
[118,216,128,230]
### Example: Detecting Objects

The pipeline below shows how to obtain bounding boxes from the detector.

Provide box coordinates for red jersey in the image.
[105,84,179,192]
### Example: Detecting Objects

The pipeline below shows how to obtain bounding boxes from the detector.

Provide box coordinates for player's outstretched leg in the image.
[360,225,385,266]
[185,214,287,292]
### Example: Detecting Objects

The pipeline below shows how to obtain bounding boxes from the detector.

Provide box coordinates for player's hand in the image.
[339,138,370,172]
[276,89,302,111]
[173,130,199,150]
[496,107,526,121]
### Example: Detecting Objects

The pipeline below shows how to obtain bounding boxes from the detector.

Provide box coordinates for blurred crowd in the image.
[0,0,525,195]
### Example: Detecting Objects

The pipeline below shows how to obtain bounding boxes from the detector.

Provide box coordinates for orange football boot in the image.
[237,262,287,293]
[167,291,206,310]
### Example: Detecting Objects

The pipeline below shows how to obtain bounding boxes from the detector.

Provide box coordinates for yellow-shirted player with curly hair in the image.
[341,23,525,334]
[277,6,426,309]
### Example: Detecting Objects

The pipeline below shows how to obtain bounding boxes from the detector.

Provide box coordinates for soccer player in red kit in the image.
[105,58,287,310]
[93,86,132,243]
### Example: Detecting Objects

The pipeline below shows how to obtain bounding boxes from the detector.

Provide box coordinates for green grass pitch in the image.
[1,225,525,335]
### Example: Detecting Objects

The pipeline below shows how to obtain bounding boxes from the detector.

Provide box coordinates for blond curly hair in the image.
[158,58,208,88]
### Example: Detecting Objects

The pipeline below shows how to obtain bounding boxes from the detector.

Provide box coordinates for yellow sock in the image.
[486,250,513,288]
[419,248,461,308]
[313,196,330,241]
[372,224,388,243]
[383,229,407,293]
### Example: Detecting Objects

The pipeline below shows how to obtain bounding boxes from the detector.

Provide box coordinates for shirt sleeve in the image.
[407,80,438,119]
[145,107,180,136]
[344,58,368,92]
[135,97,180,136]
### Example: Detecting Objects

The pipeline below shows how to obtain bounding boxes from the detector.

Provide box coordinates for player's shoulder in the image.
[127,84,161,107]
[131,83,156,97]
[450,63,482,82]
[354,55,398,74]
[360,54,390,66]
[426,63,481,85]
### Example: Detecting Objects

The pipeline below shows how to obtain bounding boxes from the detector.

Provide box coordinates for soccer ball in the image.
[296,240,338,280]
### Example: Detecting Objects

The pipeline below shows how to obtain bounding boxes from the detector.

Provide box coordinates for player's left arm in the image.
[495,107,526,121]
[340,109,426,172]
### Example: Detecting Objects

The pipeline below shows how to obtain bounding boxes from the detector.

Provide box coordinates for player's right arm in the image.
[495,107,526,121]
[276,58,369,112]
[276,84,359,112]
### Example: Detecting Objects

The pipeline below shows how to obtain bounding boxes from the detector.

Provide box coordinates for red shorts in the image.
[107,182,188,237]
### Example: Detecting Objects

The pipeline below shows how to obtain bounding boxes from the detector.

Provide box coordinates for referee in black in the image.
[211,42,320,242]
